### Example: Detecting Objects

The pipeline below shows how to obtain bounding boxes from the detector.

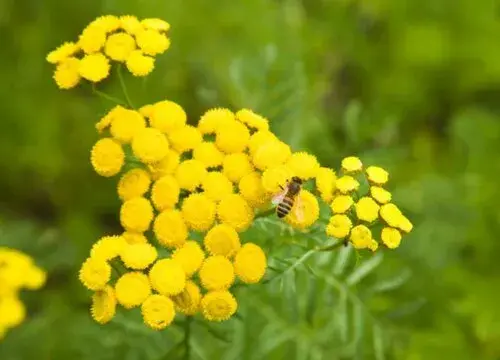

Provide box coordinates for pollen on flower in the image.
[201,172,234,202]
[222,153,254,183]
[141,18,171,32]
[151,175,180,211]
[172,241,205,277]
[141,294,175,330]
[201,290,237,322]
[181,193,216,232]
[370,186,392,204]
[110,108,147,143]
[91,285,116,324]
[286,152,320,180]
[198,108,235,134]
[315,167,337,203]
[199,256,235,291]
[104,32,136,61]
[117,168,151,201]
[168,125,202,153]
[366,166,389,185]
[286,190,320,229]
[148,150,180,180]
[215,120,250,153]
[90,138,125,177]
[233,243,267,284]
[53,57,81,89]
[349,225,373,249]
[90,235,126,261]
[217,194,254,232]
[204,224,241,258]
[172,280,201,316]
[120,243,158,270]
[326,215,352,239]
[336,175,360,193]
[131,127,170,164]
[252,140,292,171]
[355,197,380,223]
[79,257,111,291]
[261,165,294,194]
[239,171,269,208]
[248,130,278,156]
[193,142,224,168]
[236,108,269,131]
[115,272,151,308]
[153,209,188,248]
[78,26,106,54]
[47,42,79,64]
[126,50,155,76]
[149,258,186,296]
[149,100,187,134]
[120,197,154,232]
[341,156,363,173]
[175,159,207,191]
[330,195,354,214]
[135,28,170,56]
[78,53,110,82]
[381,227,402,249]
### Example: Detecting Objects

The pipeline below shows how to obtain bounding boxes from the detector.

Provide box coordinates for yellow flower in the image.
[193,142,224,168]
[115,272,151,309]
[285,190,320,229]
[233,243,266,284]
[239,171,269,207]
[90,138,124,177]
[379,203,403,228]
[91,285,116,324]
[349,225,373,249]
[399,215,413,233]
[330,195,354,214]
[24,265,47,290]
[172,280,201,316]
[172,241,205,277]
[149,258,186,296]
[201,291,237,322]
[139,104,154,118]
[121,243,158,270]
[46,42,79,64]
[135,28,170,55]
[120,15,142,35]
[131,127,170,164]
[53,57,81,89]
[141,294,175,330]
[79,257,111,291]
[79,53,110,82]
[122,231,148,244]
[315,167,337,203]
[222,153,254,183]
[0,297,25,328]
[286,152,320,180]
[366,166,389,185]
[151,175,180,211]
[199,256,235,291]
[336,175,360,193]
[355,197,380,223]
[215,120,250,153]
[168,125,202,153]
[326,215,352,239]
[370,186,392,204]
[78,26,106,54]
[126,50,155,76]
[149,100,187,134]
[235,108,269,131]
[252,140,292,171]
[148,150,180,179]
[175,159,207,191]
[201,172,233,202]
[120,197,154,232]
[90,15,121,33]
[182,193,216,232]
[110,108,147,143]
[381,227,402,249]
[104,32,136,61]
[141,18,171,32]
[204,224,241,258]
[261,165,293,194]
[90,235,126,261]
[248,130,277,155]
[369,240,379,252]
[217,194,254,232]
[96,105,124,133]
[117,168,151,201]
[341,156,363,173]
[153,210,188,248]
[198,108,235,134]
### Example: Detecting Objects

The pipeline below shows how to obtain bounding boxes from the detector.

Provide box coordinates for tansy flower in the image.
[366,166,389,185]
[104,32,136,61]
[381,227,402,249]
[117,168,151,201]
[90,15,121,33]
[78,26,106,54]
[202,172,234,202]
[139,104,154,118]
[236,108,269,131]
[252,140,292,171]
[120,243,158,270]
[261,165,293,194]
[126,50,155,76]
[79,53,110,82]
[172,280,201,316]
[46,42,79,64]
[79,257,111,291]
[181,193,216,232]
[115,272,151,308]
[135,28,170,56]
[90,235,126,261]
[149,100,187,134]
[120,197,154,232]
[193,142,224,168]
[0,297,25,328]
[120,15,142,35]
[122,231,148,244]
[110,108,147,143]
[153,209,188,248]
[141,294,175,330]
[175,159,207,191]
[398,215,413,233]
[336,175,360,193]
[151,175,180,211]
[198,108,235,134]
[96,105,124,133]
[217,194,254,232]
[370,186,392,204]
[201,291,237,322]
[53,57,80,89]
[203,224,241,258]
[233,243,266,284]
[379,203,403,228]
[90,138,125,177]
[326,215,352,239]
[172,241,205,277]
[285,190,320,229]
[131,127,170,164]
[286,152,320,180]
[355,197,380,222]
[215,120,250,154]
[369,240,379,252]
[141,18,171,32]
[222,153,254,183]
[199,256,235,291]
[148,150,180,180]
[239,171,269,208]
[341,156,363,173]
[330,195,354,214]
[168,125,202,153]
[349,225,373,249]
[91,285,116,324]
[23,266,46,290]
[248,130,278,156]
[149,258,186,296]
[315,167,337,202]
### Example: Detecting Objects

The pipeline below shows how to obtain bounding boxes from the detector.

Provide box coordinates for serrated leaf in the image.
[346,252,384,286]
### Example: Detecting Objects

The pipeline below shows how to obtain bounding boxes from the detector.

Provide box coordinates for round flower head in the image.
[172,241,205,277]
[79,257,111,291]
[151,175,180,211]
[248,130,278,156]
[169,125,202,153]
[181,193,216,232]
[154,209,188,248]
[91,285,117,324]
[132,127,169,164]
[148,150,180,180]
[349,225,373,249]
[201,172,234,202]
[79,53,110,82]
[239,171,269,208]
[201,291,237,322]
[398,215,413,233]
[78,25,106,54]
[24,265,47,290]
[53,57,80,89]
[120,15,142,35]
[341,156,363,173]
[286,152,320,180]
[117,168,151,201]
[223,153,254,183]
[172,280,201,316]
[198,108,235,134]
[252,140,292,171]
[149,258,186,296]
[0,297,25,328]
[46,42,79,64]
[379,203,403,228]
[215,120,250,154]
[366,166,389,185]
[126,50,155,76]
[149,100,187,134]
[336,175,360,194]
[121,243,158,270]
[355,197,380,223]
[369,240,379,252]
[139,104,154,118]
[115,272,151,308]
[234,243,267,284]
[90,138,124,177]
[135,28,170,56]
[110,108,147,143]
[217,194,254,232]
[122,231,148,244]
[236,108,269,131]
[91,15,121,33]
[381,227,402,249]
[285,190,320,229]
[141,18,171,32]
[193,142,224,168]
[120,197,154,232]
[315,167,337,203]
[199,256,235,291]
[330,195,354,214]
[104,32,136,61]
[96,105,125,133]
[370,186,392,204]
[204,224,241,258]
[141,294,175,330]
[326,215,352,239]
[175,159,207,191]
[90,235,126,261]
[261,165,293,194]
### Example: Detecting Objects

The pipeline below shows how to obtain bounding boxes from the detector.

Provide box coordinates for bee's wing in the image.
[271,189,288,205]
[294,193,305,222]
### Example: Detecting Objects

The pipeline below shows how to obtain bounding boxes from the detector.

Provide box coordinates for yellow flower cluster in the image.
[46,15,171,89]
[325,156,413,251]
[0,248,46,339]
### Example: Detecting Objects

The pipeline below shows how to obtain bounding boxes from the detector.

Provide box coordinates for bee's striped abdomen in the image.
[277,196,294,218]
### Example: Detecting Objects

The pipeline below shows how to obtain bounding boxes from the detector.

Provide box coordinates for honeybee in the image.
[272,176,304,221]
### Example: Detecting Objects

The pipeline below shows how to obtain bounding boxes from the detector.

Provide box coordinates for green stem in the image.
[255,208,276,219]
[315,241,346,252]
[91,85,126,106]
[183,316,191,360]
[117,64,135,109]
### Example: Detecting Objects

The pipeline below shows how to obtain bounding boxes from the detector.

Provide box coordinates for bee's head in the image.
[291,176,302,184]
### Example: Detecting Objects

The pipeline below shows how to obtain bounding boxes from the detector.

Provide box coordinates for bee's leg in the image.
[279,185,285,190]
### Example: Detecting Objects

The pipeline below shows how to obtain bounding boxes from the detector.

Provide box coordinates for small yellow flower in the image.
[182,193,216,232]
[149,100,187,134]
[115,272,151,308]
[261,165,293,194]
[369,240,379,252]
[201,291,237,322]
[341,156,363,173]
[91,285,116,324]
[90,15,121,33]
[120,197,154,232]
[96,105,125,133]
[168,125,202,153]
[151,175,180,211]
[90,138,124,177]
[398,215,413,233]
[355,197,380,223]
[46,42,79,64]
[139,104,154,118]
[204,224,241,258]
[175,159,207,191]
[202,172,234,202]
[104,32,136,61]
[236,108,269,131]
[330,195,354,214]
[0,297,25,328]
[381,227,402,249]
[222,153,254,183]
[153,210,188,248]
[121,243,158,270]
[53,57,81,89]
[349,225,373,249]
[141,18,171,32]
[132,127,170,164]
[198,108,235,134]
[120,15,142,35]
[336,175,360,193]
[148,150,180,179]
[117,168,151,201]
[233,243,266,284]
[248,130,277,156]
[326,215,352,239]
[78,26,106,54]
[141,294,175,330]
[193,142,224,168]
[172,241,205,277]
[126,50,155,76]
[215,120,250,154]
[90,235,126,261]
[149,258,186,296]
[110,108,147,143]
[366,166,389,185]
[122,231,148,244]
[286,152,320,180]
[135,28,170,56]
[24,265,46,290]
[172,280,201,316]
[79,257,111,291]
[286,190,320,229]
[79,53,110,82]
[315,167,337,202]
[252,141,292,171]
[239,171,269,207]
[199,256,235,291]
[370,186,392,204]
[379,203,403,228]
[217,194,254,232]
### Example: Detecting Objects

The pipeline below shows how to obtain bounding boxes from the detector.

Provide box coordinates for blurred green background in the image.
[1,0,500,359]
